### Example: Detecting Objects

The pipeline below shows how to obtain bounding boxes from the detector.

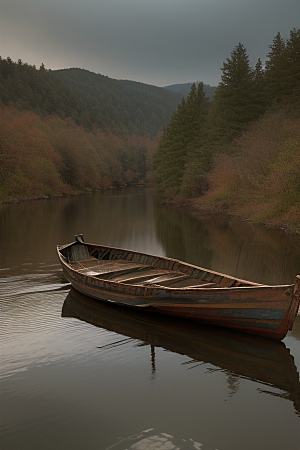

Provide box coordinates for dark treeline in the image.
[0,59,91,127]
[54,69,183,136]
[0,59,182,137]
[164,82,216,102]
[154,29,300,230]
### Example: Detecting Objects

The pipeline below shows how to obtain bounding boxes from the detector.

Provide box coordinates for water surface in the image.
[1,188,299,450]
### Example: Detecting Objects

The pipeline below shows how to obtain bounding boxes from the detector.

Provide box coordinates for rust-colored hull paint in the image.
[57,240,300,340]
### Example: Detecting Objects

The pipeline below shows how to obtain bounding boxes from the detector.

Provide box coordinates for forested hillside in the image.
[0,59,182,136]
[0,59,171,202]
[0,58,91,126]
[164,82,216,102]
[53,68,182,136]
[155,29,300,231]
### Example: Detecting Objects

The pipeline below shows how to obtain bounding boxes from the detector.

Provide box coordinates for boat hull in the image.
[57,240,300,340]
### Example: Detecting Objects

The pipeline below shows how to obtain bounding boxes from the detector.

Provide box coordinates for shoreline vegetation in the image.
[1,29,299,235]
[182,198,300,236]
[183,107,300,235]
[0,106,159,203]
[154,29,300,235]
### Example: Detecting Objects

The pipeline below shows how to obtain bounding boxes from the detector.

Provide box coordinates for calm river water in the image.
[1,187,300,450]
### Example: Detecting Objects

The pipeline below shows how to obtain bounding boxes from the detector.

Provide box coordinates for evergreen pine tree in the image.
[154,83,209,198]
[253,58,267,115]
[285,28,300,106]
[210,43,258,142]
[265,32,287,104]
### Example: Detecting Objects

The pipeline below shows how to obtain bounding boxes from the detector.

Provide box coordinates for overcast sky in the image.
[1,0,299,87]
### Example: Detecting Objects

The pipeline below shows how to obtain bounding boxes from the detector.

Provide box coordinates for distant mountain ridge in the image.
[164,82,216,101]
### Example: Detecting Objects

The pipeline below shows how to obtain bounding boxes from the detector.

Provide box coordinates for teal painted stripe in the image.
[213,319,280,330]
[156,308,281,330]
[193,307,285,321]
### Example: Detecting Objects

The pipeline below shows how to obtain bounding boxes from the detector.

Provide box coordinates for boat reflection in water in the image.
[62,288,300,416]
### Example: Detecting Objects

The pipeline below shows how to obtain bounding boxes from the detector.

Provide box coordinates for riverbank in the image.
[182,195,300,235]
[0,190,98,205]
[0,183,148,205]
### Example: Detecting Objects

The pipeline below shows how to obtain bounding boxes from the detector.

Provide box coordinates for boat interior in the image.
[59,242,260,289]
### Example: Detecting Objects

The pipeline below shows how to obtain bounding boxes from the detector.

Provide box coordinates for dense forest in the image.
[0,59,184,201]
[53,69,183,136]
[154,29,300,232]
[0,59,91,127]
[0,59,182,136]
[164,82,216,102]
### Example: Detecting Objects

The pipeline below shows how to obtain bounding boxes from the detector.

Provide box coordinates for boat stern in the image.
[287,275,300,332]
[293,275,300,306]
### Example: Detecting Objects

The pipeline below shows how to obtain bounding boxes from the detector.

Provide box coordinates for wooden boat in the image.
[57,234,300,340]
[62,288,300,415]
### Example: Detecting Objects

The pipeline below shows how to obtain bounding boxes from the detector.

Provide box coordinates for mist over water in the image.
[1,187,299,450]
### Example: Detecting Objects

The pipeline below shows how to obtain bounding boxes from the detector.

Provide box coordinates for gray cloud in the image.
[1,0,299,86]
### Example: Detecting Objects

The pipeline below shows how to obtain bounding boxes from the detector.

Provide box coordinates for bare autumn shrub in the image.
[206,153,240,200]
[231,111,299,188]
[0,106,159,201]
[0,107,68,199]
[265,137,300,205]
[202,109,300,225]
[46,116,106,189]
[219,110,299,191]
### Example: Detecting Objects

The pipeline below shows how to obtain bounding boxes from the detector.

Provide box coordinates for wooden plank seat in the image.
[100,264,152,280]
[139,272,189,287]
[71,258,149,278]
[112,268,174,284]
[165,280,218,288]
[71,256,102,270]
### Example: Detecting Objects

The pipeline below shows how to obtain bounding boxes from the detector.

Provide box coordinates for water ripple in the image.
[0,273,69,297]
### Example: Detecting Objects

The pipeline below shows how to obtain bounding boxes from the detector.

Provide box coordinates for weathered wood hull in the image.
[57,238,300,340]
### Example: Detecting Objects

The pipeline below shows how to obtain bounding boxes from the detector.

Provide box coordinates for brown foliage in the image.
[0,107,68,199]
[199,110,300,230]
[0,107,159,202]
